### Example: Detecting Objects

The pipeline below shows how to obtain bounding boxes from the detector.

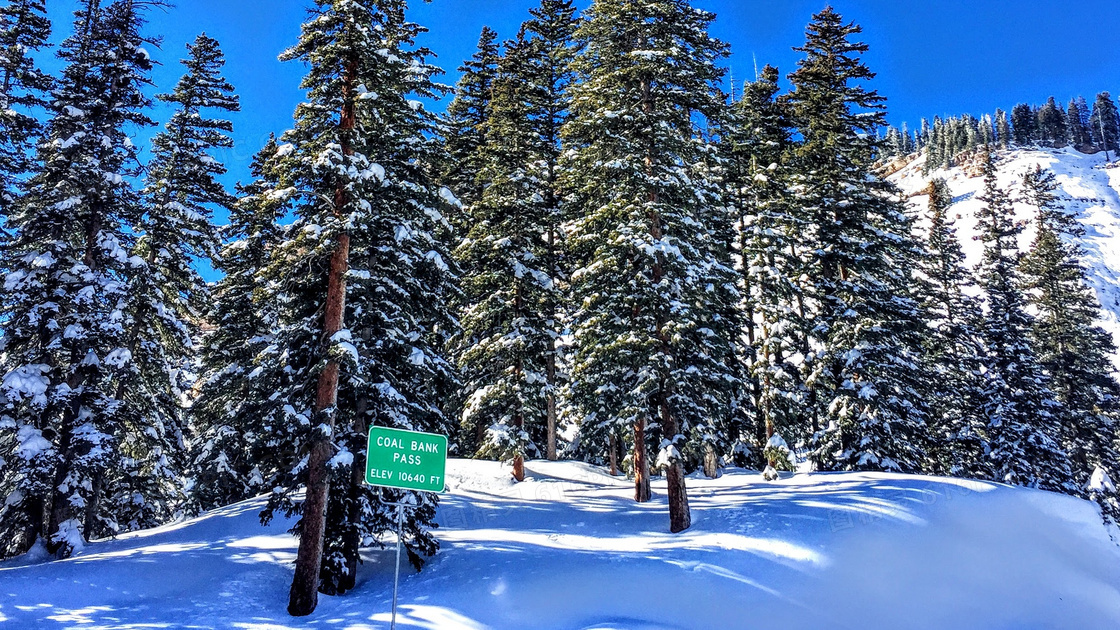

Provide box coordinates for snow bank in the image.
[2,459,1119,629]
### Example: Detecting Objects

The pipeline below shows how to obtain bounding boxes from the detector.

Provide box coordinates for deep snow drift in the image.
[891,148,1120,367]
[3,459,1120,629]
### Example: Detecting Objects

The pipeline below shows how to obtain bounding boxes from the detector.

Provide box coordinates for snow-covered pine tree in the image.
[1036,96,1068,148]
[784,8,932,473]
[974,151,1074,492]
[0,0,51,221]
[258,0,457,613]
[919,178,988,477]
[1068,98,1090,149]
[1089,92,1119,156]
[441,26,500,231]
[1011,103,1037,146]
[454,1,579,468]
[455,31,553,482]
[721,65,805,471]
[0,0,161,558]
[107,33,239,531]
[995,109,1011,149]
[524,0,579,462]
[190,138,286,513]
[562,0,738,532]
[1019,166,1120,499]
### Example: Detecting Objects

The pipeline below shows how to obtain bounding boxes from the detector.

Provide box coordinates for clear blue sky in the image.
[41,0,1120,202]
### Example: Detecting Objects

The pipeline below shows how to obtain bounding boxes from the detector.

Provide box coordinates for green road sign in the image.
[365,427,448,493]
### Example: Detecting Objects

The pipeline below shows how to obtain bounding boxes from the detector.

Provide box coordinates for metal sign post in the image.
[381,500,411,630]
[365,427,448,630]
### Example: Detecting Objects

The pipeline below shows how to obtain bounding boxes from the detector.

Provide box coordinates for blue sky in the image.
[40,0,1120,198]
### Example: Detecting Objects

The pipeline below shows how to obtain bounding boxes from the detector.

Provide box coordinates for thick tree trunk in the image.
[633,418,651,503]
[660,391,691,533]
[288,56,356,619]
[703,444,720,480]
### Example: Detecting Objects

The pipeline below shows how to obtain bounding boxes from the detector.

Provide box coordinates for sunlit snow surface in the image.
[892,148,1120,369]
[3,459,1120,629]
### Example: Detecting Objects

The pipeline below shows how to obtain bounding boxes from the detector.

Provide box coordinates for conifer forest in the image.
[3,0,1120,620]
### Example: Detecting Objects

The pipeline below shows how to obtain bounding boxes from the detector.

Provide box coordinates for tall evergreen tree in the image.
[106,33,239,534]
[722,65,804,472]
[190,138,286,513]
[455,32,553,482]
[0,0,51,219]
[1068,97,1090,148]
[784,8,932,473]
[455,1,579,474]
[1037,96,1068,148]
[974,152,1073,492]
[1089,91,1120,156]
[259,0,457,614]
[1020,166,1120,498]
[1011,103,1037,146]
[995,108,1011,149]
[524,0,579,462]
[0,0,162,558]
[919,178,987,477]
[442,26,500,229]
[562,0,738,532]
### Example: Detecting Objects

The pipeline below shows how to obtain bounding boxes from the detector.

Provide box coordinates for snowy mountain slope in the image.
[3,460,1120,629]
[890,148,1120,367]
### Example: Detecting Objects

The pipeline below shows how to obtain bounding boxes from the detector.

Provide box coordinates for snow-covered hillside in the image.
[3,460,1120,629]
[891,148,1120,367]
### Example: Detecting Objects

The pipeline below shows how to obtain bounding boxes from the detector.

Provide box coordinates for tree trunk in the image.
[288,56,356,619]
[633,418,651,503]
[546,355,558,461]
[82,471,103,541]
[512,407,526,481]
[338,396,369,594]
[660,391,691,533]
[608,431,619,477]
[703,443,720,479]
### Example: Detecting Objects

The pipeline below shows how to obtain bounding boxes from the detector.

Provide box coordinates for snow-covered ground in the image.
[892,148,1120,368]
[3,459,1120,629]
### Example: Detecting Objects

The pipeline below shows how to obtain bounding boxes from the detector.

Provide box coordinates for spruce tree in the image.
[524,0,579,462]
[190,138,286,513]
[0,0,51,219]
[722,65,804,471]
[1011,103,1037,146]
[104,33,239,534]
[1089,92,1120,156]
[974,152,1073,492]
[455,32,552,481]
[1068,98,1090,149]
[455,1,578,473]
[1020,166,1120,498]
[1037,97,1068,148]
[259,0,457,613]
[562,0,738,532]
[442,27,500,229]
[784,8,932,473]
[919,178,987,476]
[995,108,1011,149]
[0,0,162,558]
